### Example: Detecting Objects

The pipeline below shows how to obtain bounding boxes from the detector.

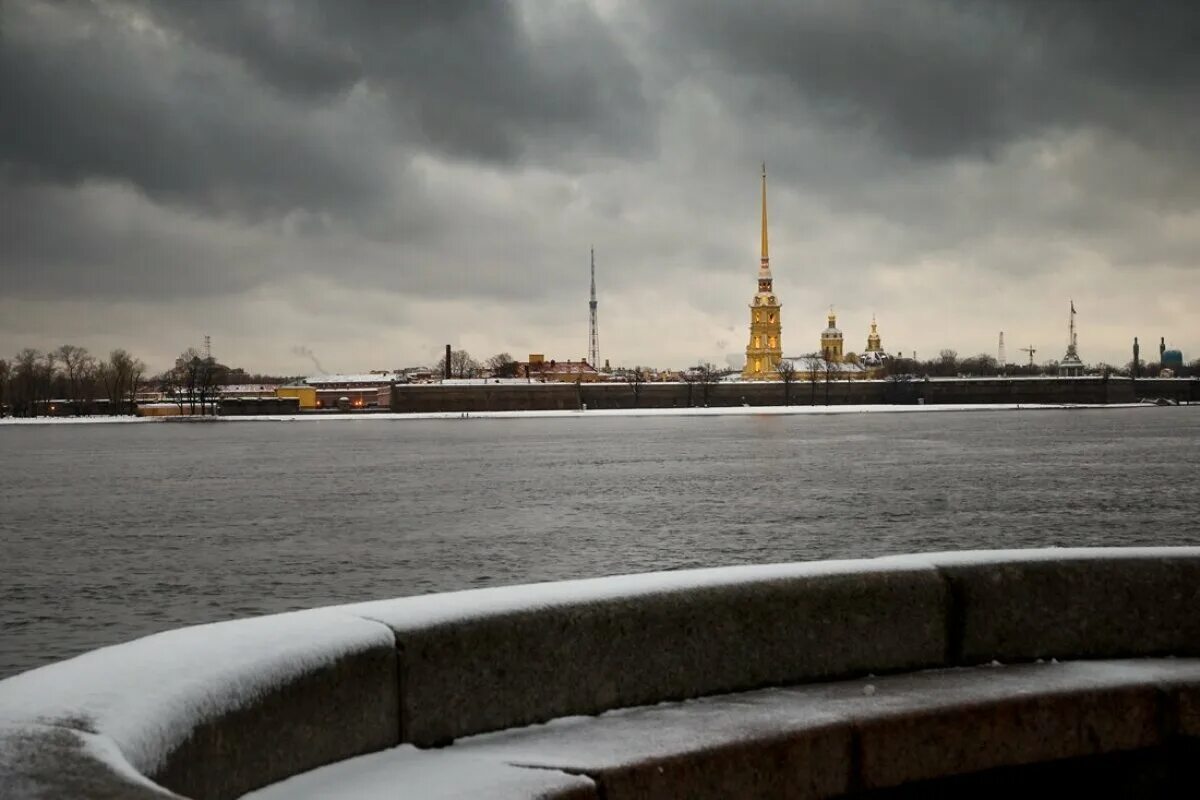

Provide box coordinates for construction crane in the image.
[1019,345,1036,367]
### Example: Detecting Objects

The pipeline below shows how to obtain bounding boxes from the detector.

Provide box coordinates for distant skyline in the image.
[2,1,1197,374]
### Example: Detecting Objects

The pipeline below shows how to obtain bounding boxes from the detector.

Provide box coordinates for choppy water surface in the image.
[2,407,1199,677]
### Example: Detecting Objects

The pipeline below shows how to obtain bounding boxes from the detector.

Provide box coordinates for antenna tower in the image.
[998,332,1006,367]
[588,248,599,367]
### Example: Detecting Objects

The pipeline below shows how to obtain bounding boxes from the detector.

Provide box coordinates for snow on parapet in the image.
[877,547,1200,568]
[339,558,938,632]
[243,744,596,800]
[0,608,392,776]
[341,547,1200,632]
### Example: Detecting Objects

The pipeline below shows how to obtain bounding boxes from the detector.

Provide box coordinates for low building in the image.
[301,372,405,409]
[516,354,602,383]
[276,385,318,410]
[218,384,280,399]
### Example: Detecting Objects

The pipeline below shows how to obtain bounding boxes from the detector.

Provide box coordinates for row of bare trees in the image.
[0,345,242,417]
[0,346,145,417]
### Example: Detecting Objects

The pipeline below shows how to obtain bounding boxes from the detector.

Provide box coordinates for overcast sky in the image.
[2,1,1197,374]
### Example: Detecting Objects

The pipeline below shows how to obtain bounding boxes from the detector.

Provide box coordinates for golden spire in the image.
[760,162,769,269]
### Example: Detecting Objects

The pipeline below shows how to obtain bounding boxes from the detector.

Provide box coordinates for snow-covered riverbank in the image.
[0,402,1157,425]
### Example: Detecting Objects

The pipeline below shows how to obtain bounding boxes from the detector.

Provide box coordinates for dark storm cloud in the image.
[0,1,388,218]
[0,0,653,302]
[654,0,1200,162]
[143,2,651,163]
[0,1,650,217]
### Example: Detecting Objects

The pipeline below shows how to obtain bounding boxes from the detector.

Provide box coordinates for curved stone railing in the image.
[2,548,1200,799]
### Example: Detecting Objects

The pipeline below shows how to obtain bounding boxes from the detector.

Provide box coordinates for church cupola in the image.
[820,306,844,363]
[866,314,882,353]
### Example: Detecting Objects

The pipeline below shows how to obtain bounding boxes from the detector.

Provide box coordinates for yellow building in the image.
[820,307,844,363]
[743,165,783,380]
[276,385,318,409]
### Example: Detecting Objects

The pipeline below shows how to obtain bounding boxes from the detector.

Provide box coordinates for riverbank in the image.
[0,401,1162,425]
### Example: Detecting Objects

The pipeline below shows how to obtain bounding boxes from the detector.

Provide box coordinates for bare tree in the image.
[173,348,204,414]
[823,349,833,405]
[196,355,224,415]
[623,367,645,408]
[0,358,9,417]
[99,350,144,415]
[434,349,479,379]
[697,362,721,407]
[11,349,41,416]
[936,349,959,377]
[775,359,796,406]
[680,367,699,407]
[158,368,185,414]
[806,354,820,405]
[56,345,97,415]
[485,352,519,379]
[129,357,146,415]
[37,351,58,415]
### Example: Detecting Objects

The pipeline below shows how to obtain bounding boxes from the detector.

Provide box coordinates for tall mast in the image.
[1069,300,1076,350]
[588,247,599,367]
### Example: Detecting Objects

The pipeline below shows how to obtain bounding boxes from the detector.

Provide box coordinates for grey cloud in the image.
[1,0,652,222]
[0,2,390,219]
[653,0,1200,163]
[1,181,271,300]
[1,0,1196,370]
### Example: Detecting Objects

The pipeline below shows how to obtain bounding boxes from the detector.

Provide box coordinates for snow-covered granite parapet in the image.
[0,722,182,799]
[5,547,1200,798]
[883,547,1200,664]
[0,608,398,799]
[343,558,951,745]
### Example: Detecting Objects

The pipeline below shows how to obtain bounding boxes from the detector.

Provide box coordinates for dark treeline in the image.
[0,345,300,417]
[874,349,1198,379]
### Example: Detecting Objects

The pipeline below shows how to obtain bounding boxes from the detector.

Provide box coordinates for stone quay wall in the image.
[4,548,1200,799]
[387,377,1165,413]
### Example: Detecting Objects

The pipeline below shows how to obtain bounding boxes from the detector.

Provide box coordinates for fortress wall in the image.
[4,548,1200,798]
[388,378,1144,412]
[1133,377,1200,403]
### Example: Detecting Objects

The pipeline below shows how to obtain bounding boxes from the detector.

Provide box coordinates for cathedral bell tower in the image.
[820,307,844,363]
[743,164,783,380]
[865,315,882,354]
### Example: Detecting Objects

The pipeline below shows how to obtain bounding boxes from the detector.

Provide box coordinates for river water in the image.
[2,407,1198,678]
